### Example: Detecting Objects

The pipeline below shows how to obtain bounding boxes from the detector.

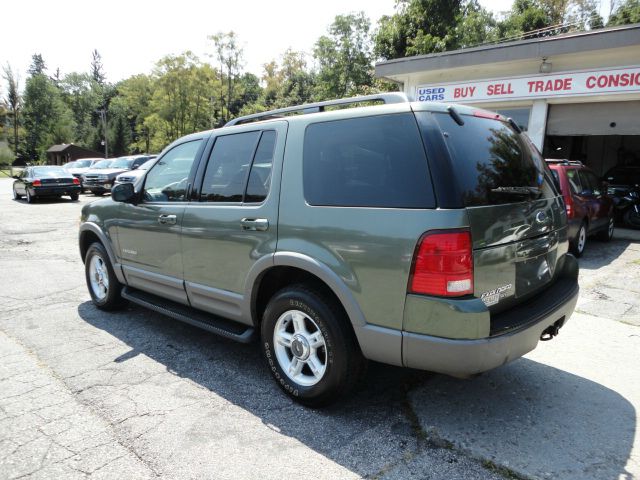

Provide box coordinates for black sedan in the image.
[12,166,82,203]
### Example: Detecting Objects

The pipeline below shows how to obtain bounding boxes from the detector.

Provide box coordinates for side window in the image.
[566,169,582,195]
[245,131,276,203]
[303,114,435,208]
[577,170,599,195]
[143,140,202,202]
[586,171,601,195]
[200,131,261,202]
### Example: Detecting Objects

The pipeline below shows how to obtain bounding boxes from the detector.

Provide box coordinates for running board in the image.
[121,287,255,343]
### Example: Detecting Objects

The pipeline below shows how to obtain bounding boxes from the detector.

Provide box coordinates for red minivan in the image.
[546,160,614,256]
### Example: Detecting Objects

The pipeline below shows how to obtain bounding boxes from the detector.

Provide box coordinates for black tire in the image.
[25,189,34,204]
[12,187,22,200]
[261,284,365,407]
[571,221,587,257]
[70,193,79,201]
[84,242,127,310]
[596,216,614,241]
[91,190,104,196]
[623,209,640,230]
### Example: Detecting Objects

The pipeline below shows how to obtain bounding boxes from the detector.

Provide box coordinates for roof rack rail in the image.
[224,92,410,127]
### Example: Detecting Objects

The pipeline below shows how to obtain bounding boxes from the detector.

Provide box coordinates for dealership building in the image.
[375,23,640,176]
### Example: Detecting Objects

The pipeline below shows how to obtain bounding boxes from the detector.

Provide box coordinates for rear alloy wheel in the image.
[84,242,126,310]
[261,285,365,407]
[572,221,587,257]
[70,193,79,201]
[25,189,34,204]
[623,209,640,230]
[597,217,614,241]
[12,187,22,200]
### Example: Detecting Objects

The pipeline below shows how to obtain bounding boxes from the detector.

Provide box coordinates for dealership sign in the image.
[416,66,640,102]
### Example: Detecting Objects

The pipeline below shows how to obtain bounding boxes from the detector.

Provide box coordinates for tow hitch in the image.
[540,317,565,341]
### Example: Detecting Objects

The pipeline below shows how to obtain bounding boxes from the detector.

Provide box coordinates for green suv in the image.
[79,94,579,406]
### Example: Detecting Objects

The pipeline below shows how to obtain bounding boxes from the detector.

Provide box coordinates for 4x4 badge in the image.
[480,284,513,307]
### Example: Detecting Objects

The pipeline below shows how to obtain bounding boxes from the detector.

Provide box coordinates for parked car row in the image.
[11,154,157,203]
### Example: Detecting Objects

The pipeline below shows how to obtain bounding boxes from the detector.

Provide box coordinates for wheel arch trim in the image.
[79,222,126,283]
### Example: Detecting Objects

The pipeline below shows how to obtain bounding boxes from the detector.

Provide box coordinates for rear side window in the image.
[566,169,582,194]
[578,170,601,195]
[201,131,261,202]
[303,113,435,208]
[432,113,555,207]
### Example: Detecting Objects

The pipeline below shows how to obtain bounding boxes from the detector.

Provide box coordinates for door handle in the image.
[240,218,269,231]
[158,214,177,225]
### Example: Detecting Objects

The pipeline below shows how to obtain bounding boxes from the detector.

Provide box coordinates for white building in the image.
[375,23,640,175]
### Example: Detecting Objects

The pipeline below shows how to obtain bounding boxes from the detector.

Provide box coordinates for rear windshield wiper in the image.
[491,186,540,196]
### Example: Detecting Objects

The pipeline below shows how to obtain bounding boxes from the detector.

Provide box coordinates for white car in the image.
[114,157,157,186]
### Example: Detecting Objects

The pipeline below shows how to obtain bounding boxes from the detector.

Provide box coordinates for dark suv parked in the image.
[79,94,579,406]
[83,155,153,195]
[547,160,614,256]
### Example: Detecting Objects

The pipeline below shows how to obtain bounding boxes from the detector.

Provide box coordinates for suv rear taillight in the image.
[565,203,572,218]
[409,230,474,297]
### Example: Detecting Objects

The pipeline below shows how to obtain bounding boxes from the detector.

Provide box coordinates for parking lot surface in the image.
[0,178,638,480]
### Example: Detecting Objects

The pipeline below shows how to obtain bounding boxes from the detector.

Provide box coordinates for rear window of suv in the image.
[303,113,435,208]
[432,113,555,207]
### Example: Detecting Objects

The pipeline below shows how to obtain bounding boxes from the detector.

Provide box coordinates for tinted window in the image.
[245,131,276,203]
[566,169,581,194]
[200,131,261,202]
[303,114,435,208]
[578,170,601,195]
[432,113,554,206]
[143,140,202,202]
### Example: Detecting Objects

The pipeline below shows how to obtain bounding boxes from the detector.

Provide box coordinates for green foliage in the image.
[608,0,640,25]
[314,12,374,99]
[374,0,462,59]
[22,71,75,161]
[2,64,21,156]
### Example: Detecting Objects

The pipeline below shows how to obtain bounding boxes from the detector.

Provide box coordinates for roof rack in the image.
[545,159,584,166]
[224,92,410,127]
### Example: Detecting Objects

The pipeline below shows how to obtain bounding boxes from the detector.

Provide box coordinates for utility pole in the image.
[97,109,108,158]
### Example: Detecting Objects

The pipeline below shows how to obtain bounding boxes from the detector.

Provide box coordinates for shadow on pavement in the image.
[578,238,633,270]
[78,301,635,480]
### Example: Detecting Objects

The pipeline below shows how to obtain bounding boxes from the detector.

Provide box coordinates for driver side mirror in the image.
[112,182,137,204]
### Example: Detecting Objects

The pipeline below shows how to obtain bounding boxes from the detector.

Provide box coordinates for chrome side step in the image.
[121,287,255,344]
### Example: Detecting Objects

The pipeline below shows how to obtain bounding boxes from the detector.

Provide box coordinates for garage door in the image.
[547,101,640,135]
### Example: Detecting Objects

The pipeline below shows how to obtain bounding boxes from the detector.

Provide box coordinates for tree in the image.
[314,12,374,99]
[208,32,244,123]
[111,74,155,152]
[27,54,46,76]
[497,0,554,39]
[374,0,462,59]
[59,72,103,147]
[608,0,640,25]
[2,64,21,156]
[22,70,75,161]
[91,49,106,84]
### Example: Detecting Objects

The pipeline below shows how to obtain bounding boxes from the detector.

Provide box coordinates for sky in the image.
[1,0,534,87]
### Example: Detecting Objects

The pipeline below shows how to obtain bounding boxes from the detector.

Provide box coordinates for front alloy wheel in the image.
[12,187,21,200]
[84,242,126,310]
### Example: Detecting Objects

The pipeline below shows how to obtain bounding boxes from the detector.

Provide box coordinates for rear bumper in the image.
[30,185,80,196]
[402,255,579,377]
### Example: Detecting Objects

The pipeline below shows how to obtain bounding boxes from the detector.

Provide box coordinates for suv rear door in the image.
[577,168,607,232]
[180,121,287,325]
[422,110,568,319]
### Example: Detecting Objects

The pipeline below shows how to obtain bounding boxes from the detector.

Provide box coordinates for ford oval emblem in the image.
[536,211,547,223]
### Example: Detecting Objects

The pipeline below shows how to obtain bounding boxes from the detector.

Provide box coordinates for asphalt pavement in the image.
[0,178,638,480]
